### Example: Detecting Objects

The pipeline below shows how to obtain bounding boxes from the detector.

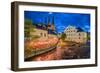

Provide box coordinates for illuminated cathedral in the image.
[30,16,57,38]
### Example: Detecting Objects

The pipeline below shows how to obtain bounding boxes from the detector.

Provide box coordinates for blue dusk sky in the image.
[24,11,90,33]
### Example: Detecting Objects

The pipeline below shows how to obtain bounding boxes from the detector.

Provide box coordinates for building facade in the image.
[64,25,87,43]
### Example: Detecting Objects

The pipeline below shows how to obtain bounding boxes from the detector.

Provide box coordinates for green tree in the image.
[61,33,66,41]
[87,32,90,41]
[24,19,35,38]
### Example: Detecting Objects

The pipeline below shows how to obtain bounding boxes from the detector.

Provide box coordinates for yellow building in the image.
[64,25,87,43]
[30,27,48,39]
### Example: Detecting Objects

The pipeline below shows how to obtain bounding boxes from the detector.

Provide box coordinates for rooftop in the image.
[76,27,84,32]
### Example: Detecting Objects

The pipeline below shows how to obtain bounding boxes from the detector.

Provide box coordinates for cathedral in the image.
[47,16,56,34]
[30,16,57,38]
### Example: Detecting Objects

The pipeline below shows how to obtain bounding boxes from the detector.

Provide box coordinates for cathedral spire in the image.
[51,16,55,31]
[52,16,54,25]
[48,16,50,24]
[47,16,51,30]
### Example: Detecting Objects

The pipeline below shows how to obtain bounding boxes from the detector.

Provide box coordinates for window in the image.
[44,33,46,37]
[40,33,43,36]
[73,30,75,32]
[79,33,81,36]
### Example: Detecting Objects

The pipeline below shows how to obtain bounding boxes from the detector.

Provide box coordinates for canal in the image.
[25,40,90,61]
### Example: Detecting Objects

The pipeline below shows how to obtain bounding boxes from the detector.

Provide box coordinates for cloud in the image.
[57,26,66,30]
[84,25,90,29]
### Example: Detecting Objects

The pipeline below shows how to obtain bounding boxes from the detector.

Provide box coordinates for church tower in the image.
[47,16,51,30]
[51,16,55,31]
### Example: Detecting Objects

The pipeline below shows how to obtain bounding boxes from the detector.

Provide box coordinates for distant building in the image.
[30,16,57,38]
[64,25,87,43]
